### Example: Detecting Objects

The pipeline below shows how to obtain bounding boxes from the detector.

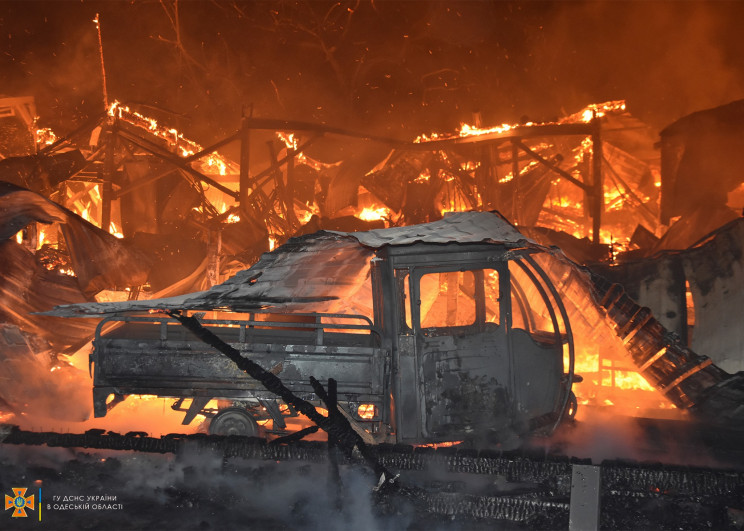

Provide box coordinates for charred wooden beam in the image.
[182,130,240,164]
[285,146,299,229]
[411,122,594,151]
[244,117,407,146]
[38,113,107,155]
[511,140,520,223]
[112,167,179,200]
[591,117,603,244]
[268,425,320,445]
[100,118,116,231]
[248,136,319,190]
[115,128,239,200]
[513,139,589,192]
[266,140,290,222]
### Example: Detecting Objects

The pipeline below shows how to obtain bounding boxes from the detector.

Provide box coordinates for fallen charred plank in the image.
[6,423,742,489]
[4,424,744,528]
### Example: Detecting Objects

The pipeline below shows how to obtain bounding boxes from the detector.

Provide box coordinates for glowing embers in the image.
[356,403,377,420]
[268,235,279,251]
[35,127,57,147]
[573,100,627,123]
[295,202,320,225]
[108,221,124,238]
[415,441,463,448]
[685,280,695,343]
[275,132,330,172]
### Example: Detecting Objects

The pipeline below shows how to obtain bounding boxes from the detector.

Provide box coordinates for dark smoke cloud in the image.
[527,1,744,128]
[1,0,743,151]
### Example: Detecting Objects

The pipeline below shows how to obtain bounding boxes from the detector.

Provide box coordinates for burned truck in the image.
[54,212,576,445]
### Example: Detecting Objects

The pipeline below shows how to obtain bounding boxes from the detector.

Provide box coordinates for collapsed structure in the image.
[1,96,744,436]
[42,211,744,445]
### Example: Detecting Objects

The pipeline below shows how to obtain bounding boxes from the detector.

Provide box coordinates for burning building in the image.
[2,89,744,529]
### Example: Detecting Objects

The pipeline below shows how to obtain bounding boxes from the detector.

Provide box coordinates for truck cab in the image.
[375,243,573,445]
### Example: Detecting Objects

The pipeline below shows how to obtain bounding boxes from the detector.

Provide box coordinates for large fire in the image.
[7,98,687,438]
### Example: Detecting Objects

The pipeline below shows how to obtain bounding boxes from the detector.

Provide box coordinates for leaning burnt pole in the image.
[591,273,744,424]
[164,310,398,489]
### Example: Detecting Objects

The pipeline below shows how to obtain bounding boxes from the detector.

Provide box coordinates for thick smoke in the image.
[539,410,734,471]
[2,1,744,145]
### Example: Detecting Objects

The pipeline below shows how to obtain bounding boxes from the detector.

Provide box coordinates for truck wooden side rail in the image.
[92,312,387,437]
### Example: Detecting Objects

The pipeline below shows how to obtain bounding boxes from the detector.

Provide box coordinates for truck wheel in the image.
[208,407,259,437]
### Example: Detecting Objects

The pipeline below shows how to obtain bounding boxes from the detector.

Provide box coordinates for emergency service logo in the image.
[4,487,35,518]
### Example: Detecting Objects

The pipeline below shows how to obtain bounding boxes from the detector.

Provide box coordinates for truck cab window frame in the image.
[408,264,503,336]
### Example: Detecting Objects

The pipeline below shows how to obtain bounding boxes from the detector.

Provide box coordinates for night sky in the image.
[1,0,743,148]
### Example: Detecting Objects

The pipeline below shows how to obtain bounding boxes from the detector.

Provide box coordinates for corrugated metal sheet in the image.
[337,211,533,248]
[0,182,151,294]
[46,211,539,316]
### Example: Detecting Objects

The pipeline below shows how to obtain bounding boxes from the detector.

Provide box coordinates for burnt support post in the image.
[591,116,603,244]
[327,378,342,509]
[475,146,491,210]
[267,140,289,221]
[511,140,520,225]
[569,464,601,531]
[101,117,116,232]
[285,146,299,230]
[239,106,252,212]
[206,228,221,288]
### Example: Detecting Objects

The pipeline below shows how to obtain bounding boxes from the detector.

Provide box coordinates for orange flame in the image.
[357,403,377,420]
[356,206,391,222]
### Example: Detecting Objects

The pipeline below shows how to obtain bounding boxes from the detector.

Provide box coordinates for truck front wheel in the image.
[208,407,259,437]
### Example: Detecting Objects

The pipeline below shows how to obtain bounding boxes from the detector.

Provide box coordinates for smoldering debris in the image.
[0,444,414,531]
[3,435,744,530]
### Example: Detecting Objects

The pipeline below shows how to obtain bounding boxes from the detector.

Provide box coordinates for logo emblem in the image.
[4,488,35,518]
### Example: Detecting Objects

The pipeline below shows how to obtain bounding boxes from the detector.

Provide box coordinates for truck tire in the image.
[208,407,259,437]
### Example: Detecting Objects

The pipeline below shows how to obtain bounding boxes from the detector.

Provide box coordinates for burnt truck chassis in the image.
[90,242,576,446]
[92,311,387,436]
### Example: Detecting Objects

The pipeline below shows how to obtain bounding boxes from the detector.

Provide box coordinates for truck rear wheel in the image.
[208,407,259,437]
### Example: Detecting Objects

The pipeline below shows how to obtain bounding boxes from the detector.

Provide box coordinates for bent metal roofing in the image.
[43,211,544,317]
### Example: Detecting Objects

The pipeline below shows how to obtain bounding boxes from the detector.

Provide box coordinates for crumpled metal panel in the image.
[682,219,744,373]
[46,234,376,316]
[0,239,96,347]
[334,211,533,249]
[0,181,151,295]
[592,218,744,374]
[45,212,542,317]
[591,255,686,339]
